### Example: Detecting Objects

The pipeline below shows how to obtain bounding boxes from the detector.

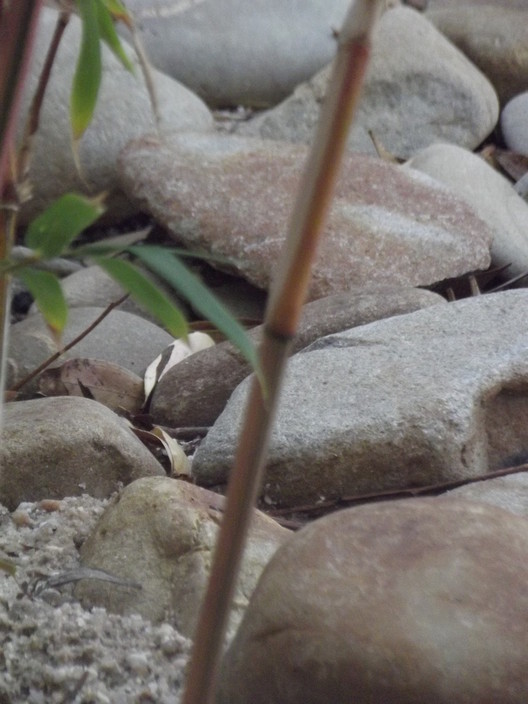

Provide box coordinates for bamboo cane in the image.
[181,1,383,702]
[0,1,44,429]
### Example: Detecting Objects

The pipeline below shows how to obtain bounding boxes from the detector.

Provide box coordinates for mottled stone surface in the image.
[151,286,445,428]
[219,498,528,704]
[501,92,528,156]
[0,397,164,510]
[119,132,492,299]
[193,291,528,508]
[76,477,289,640]
[7,307,173,395]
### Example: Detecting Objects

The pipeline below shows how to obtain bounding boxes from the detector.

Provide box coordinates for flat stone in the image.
[0,397,164,510]
[237,6,498,158]
[119,132,492,299]
[150,286,445,428]
[218,498,528,704]
[76,477,289,640]
[193,290,528,508]
[18,7,212,224]
[7,307,173,396]
[405,142,528,281]
[427,5,528,104]
[121,0,352,107]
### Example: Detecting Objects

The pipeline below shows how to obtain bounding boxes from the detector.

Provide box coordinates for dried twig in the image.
[269,462,528,517]
[8,293,128,394]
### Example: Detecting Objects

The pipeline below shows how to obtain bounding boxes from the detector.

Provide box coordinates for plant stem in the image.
[181,2,383,703]
[0,1,44,430]
[8,293,129,395]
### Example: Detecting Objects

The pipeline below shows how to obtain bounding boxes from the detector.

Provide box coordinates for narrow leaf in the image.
[18,268,67,336]
[93,256,188,338]
[25,193,105,258]
[128,246,260,375]
[71,0,102,140]
[102,0,133,26]
[96,0,134,72]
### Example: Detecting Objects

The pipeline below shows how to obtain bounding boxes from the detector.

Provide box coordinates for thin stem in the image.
[17,9,71,188]
[181,2,382,703]
[0,1,45,429]
[269,462,528,517]
[8,293,128,394]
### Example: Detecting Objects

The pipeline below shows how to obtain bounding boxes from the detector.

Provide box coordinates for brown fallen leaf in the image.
[39,358,145,414]
[491,147,528,182]
[131,425,191,477]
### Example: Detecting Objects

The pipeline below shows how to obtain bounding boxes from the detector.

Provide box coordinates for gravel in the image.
[0,495,190,703]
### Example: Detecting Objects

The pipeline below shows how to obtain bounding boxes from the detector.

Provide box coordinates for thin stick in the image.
[17,8,71,190]
[181,3,383,703]
[9,293,128,393]
[0,1,45,430]
[269,462,528,516]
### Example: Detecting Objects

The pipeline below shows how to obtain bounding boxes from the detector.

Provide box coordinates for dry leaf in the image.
[131,425,191,476]
[39,358,144,414]
[144,331,215,400]
[493,148,528,182]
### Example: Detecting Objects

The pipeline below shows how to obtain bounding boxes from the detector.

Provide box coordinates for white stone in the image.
[19,7,213,224]
[237,6,499,158]
[122,0,353,107]
[405,142,528,280]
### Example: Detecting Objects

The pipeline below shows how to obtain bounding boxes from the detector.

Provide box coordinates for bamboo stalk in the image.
[181,2,383,702]
[0,1,44,431]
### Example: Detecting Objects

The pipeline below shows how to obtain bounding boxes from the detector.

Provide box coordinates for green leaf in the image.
[71,0,102,140]
[25,193,105,258]
[102,0,132,24]
[95,0,134,72]
[128,246,260,375]
[18,268,67,336]
[93,256,188,338]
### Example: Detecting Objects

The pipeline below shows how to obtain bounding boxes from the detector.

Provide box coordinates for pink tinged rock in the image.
[218,498,528,704]
[118,132,492,300]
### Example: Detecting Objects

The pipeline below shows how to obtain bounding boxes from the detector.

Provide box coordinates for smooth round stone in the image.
[219,498,528,703]
[18,7,213,224]
[121,0,353,107]
[501,92,528,155]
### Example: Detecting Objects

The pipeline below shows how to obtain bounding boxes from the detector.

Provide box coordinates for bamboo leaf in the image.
[128,245,260,375]
[93,256,188,338]
[95,0,134,72]
[102,0,133,26]
[71,0,102,141]
[25,193,105,258]
[18,268,67,336]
